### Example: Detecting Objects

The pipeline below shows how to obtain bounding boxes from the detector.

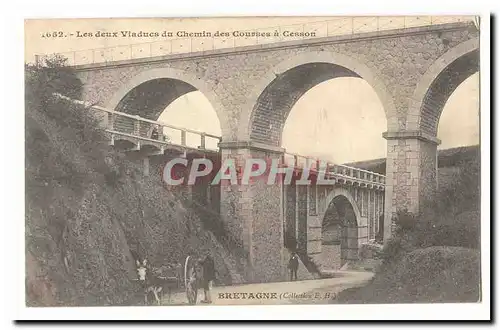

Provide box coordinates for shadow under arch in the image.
[237,51,398,143]
[104,67,228,136]
[407,38,479,135]
[317,187,366,269]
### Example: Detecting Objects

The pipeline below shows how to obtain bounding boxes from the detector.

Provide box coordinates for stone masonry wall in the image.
[77,24,477,142]
[219,147,285,283]
[249,148,285,282]
[384,137,439,238]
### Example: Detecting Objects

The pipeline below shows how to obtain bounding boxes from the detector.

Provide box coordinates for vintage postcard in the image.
[23,15,486,318]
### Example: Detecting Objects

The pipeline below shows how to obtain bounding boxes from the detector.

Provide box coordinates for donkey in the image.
[135,259,180,305]
[136,259,166,305]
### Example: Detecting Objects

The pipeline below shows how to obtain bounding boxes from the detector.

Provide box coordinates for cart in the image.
[184,255,198,305]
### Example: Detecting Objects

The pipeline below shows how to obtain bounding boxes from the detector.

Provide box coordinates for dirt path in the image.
[160,271,374,306]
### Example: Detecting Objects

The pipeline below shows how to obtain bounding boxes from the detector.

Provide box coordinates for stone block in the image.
[308,226,323,241]
[386,119,401,131]
[358,226,368,241]
[307,240,322,254]
[308,216,321,228]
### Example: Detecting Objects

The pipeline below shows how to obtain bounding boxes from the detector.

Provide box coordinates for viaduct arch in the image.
[72,22,480,282]
[104,67,228,135]
[317,187,366,269]
[237,51,397,144]
[407,38,479,134]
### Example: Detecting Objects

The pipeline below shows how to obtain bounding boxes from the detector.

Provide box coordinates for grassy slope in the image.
[25,67,244,306]
[337,155,481,304]
[337,247,481,303]
[337,246,480,303]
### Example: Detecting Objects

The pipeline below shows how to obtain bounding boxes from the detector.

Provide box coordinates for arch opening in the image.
[249,62,360,147]
[437,72,480,150]
[283,77,388,164]
[435,71,479,199]
[113,78,222,150]
[115,78,197,119]
[419,49,479,136]
[248,58,387,269]
[320,195,358,270]
[111,77,223,211]
[157,91,222,150]
[248,60,388,166]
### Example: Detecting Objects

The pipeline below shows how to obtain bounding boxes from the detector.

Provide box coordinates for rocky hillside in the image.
[25,58,245,306]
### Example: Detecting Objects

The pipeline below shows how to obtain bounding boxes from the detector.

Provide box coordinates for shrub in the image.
[25,55,83,106]
[381,156,480,265]
[339,153,481,304]
[338,246,480,303]
[393,210,418,232]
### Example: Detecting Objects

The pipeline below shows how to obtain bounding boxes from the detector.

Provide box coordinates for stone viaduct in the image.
[61,20,479,282]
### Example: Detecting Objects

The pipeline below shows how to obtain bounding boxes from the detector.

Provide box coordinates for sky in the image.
[25,17,480,163]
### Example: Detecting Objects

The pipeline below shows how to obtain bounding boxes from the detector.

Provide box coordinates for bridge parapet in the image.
[55,94,221,155]
[36,16,472,66]
[284,152,385,189]
[55,94,386,188]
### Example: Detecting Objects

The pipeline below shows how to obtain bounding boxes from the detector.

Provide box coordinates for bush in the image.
[338,246,480,303]
[338,154,481,304]
[25,55,83,106]
[393,210,418,232]
[381,156,480,266]
[380,237,402,260]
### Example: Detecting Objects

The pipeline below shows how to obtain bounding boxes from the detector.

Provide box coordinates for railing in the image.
[283,152,386,185]
[36,16,473,66]
[55,94,221,152]
[57,94,386,186]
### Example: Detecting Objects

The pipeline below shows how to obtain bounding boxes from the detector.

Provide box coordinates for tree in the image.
[25,55,83,106]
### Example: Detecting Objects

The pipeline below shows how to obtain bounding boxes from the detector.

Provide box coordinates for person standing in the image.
[199,251,216,303]
[150,125,159,140]
[288,251,299,281]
